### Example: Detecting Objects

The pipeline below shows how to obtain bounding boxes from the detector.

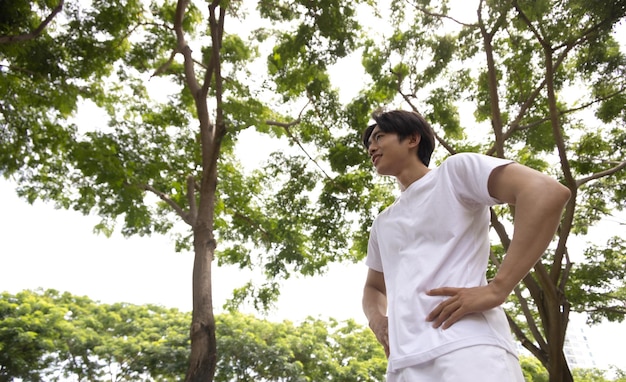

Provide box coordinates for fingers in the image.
[426,285,503,329]
[380,333,390,358]
[438,303,464,329]
[427,296,463,329]
[427,287,459,296]
[377,330,390,358]
[369,316,390,358]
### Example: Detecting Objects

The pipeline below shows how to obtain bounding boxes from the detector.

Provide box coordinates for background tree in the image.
[0,290,387,381]
[520,355,626,382]
[0,0,142,188]
[5,290,625,381]
[215,312,386,381]
[2,0,626,381]
[1,0,379,380]
[353,0,625,381]
[521,355,550,382]
[0,289,191,381]
[0,289,65,382]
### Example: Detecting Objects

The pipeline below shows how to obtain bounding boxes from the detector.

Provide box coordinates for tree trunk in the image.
[545,307,573,382]
[531,268,573,382]
[185,223,217,382]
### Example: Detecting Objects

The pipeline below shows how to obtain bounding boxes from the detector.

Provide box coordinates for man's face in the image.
[367,125,414,176]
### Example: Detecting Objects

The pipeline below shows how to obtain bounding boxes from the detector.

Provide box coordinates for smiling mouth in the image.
[372,154,381,165]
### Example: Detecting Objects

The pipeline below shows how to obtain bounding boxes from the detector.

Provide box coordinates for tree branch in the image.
[576,160,626,187]
[204,2,227,189]
[489,208,549,349]
[513,1,549,49]
[400,93,457,156]
[187,175,197,225]
[506,312,548,365]
[513,284,549,351]
[142,183,193,225]
[151,48,180,78]
[0,0,64,45]
[581,306,626,316]
[489,207,511,249]
[265,104,336,182]
[174,0,201,96]
[478,1,509,158]
[485,79,546,156]
[409,0,477,27]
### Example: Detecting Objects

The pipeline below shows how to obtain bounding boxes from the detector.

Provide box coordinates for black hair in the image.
[362,110,436,166]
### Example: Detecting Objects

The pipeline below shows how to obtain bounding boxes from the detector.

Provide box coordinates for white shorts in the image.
[386,345,525,382]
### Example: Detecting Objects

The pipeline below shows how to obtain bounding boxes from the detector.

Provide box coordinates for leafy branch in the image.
[0,0,64,44]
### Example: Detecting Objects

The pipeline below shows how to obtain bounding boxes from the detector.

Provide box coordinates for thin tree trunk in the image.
[185,222,217,381]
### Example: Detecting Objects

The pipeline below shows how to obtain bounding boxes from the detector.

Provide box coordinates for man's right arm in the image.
[362,268,389,357]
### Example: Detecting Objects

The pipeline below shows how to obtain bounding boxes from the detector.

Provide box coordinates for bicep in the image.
[487,162,557,205]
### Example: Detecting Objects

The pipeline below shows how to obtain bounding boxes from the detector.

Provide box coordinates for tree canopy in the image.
[0,289,387,382]
[5,289,626,382]
[1,0,625,381]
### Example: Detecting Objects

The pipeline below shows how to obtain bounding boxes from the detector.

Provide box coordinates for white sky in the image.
[2,0,625,375]
[1,178,625,372]
[0,177,366,323]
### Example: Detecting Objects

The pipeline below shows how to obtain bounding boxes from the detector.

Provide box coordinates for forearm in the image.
[362,281,390,357]
[362,285,387,324]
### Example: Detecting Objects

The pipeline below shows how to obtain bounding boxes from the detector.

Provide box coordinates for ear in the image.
[408,133,421,148]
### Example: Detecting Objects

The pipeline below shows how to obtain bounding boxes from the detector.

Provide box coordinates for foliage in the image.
[571,367,626,382]
[0,289,190,381]
[568,237,626,324]
[352,1,626,381]
[0,289,386,381]
[1,1,377,379]
[520,355,626,382]
[1,0,626,381]
[215,313,386,381]
[4,289,625,382]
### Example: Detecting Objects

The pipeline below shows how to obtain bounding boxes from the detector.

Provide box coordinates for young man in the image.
[361,110,571,381]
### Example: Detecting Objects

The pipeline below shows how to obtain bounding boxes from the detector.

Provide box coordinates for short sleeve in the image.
[365,222,384,272]
[443,153,514,207]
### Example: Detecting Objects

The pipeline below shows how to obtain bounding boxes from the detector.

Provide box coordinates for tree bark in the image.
[185,222,217,382]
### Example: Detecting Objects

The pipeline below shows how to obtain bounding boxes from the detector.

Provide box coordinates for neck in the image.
[396,162,430,190]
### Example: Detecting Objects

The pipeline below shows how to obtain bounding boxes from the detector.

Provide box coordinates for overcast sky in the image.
[2,0,625,374]
[2,165,625,373]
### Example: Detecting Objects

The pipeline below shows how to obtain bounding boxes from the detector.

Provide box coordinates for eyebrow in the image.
[367,125,380,147]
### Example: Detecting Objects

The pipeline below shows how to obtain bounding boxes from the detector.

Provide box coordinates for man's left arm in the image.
[426,162,571,329]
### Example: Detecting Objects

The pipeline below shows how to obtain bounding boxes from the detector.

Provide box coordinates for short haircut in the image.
[362,110,436,166]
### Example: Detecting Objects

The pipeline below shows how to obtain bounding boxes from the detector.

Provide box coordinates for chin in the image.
[375,168,393,176]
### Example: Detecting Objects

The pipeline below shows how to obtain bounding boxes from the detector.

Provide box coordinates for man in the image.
[361,110,571,381]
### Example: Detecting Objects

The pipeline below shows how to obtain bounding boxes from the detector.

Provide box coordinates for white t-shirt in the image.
[366,153,518,372]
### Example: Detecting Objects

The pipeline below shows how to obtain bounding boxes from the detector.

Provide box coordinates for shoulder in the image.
[374,201,397,222]
[443,152,509,164]
[438,153,517,205]
[441,153,513,173]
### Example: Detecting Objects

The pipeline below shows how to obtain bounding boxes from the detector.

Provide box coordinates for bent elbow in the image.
[555,183,572,206]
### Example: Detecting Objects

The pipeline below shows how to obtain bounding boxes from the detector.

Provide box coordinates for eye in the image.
[375,133,384,142]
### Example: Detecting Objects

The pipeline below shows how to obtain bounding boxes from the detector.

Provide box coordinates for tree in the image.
[354,0,625,381]
[520,355,626,382]
[520,355,550,382]
[1,1,379,380]
[0,289,191,381]
[2,1,626,381]
[0,0,142,184]
[0,289,386,381]
[0,290,64,382]
[215,312,386,381]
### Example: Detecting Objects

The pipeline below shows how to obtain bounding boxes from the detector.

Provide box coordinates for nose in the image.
[368,141,378,157]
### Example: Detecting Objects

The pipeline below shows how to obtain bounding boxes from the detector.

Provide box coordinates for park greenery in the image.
[2,289,626,382]
[1,0,625,381]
